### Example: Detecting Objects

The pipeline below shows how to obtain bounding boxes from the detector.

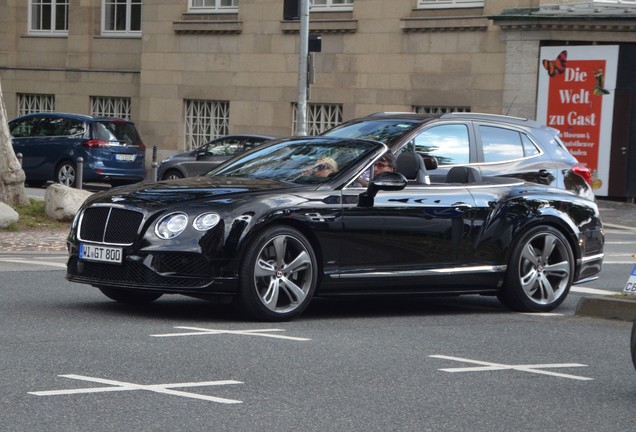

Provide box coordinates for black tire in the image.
[162,169,184,181]
[56,160,77,187]
[236,226,317,321]
[498,225,574,312]
[97,286,163,304]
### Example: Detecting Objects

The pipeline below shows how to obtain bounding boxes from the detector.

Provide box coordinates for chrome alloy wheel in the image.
[57,162,76,186]
[517,231,571,306]
[253,234,314,314]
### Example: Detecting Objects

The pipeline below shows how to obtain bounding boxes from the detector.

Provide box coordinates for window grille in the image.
[29,0,69,33]
[184,100,230,151]
[417,0,484,9]
[103,0,142,34]
[292,103,342,136]
[189,0,239,12]
[414,106,471,115]
[91,97,132,119]
[17,94,55,116]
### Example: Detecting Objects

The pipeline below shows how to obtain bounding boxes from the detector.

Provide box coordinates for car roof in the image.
[10,112,132,123]
[358,111,556,134]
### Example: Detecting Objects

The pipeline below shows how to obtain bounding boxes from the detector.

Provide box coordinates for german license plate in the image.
[115,153,136,162]
[79,243,123,264]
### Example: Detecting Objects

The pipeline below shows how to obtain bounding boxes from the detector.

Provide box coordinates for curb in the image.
[575,295,636,322]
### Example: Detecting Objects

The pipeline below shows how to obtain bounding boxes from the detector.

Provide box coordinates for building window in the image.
[17,94,55,116]
[417,0,483,9]
[184,100,230,151]
[188,0,239,13]
[414,106,471,114]
[292,103,342,135]
[29,0,69,34]
[311,0,353,11]
[103,0,142,35]
[91,96,132,119]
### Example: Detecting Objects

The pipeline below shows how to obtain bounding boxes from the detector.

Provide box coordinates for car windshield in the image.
[209,138,380,184]
[322,119,420,144]
[93,121,142,146]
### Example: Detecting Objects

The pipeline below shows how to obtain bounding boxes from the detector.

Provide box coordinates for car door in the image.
[406,122,477,182]
[9,117,42,179]
[12,116,71,181]
[184,137,244,177]
[334,183,479,290]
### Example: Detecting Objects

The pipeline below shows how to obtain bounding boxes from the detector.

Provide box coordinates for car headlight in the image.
[155,212,188,239]
[193,212,221,231]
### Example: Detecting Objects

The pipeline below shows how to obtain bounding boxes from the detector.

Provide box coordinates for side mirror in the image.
[358,171,407,207]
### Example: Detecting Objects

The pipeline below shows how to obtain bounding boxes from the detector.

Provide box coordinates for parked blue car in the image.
[9,112,146,187]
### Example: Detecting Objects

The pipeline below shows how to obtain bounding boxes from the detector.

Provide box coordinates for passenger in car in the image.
[301,157,339,178]
[356,151,396,187]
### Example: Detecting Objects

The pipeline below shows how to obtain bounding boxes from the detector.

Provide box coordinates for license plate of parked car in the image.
[79,244,122,264]
[115,154,136,161]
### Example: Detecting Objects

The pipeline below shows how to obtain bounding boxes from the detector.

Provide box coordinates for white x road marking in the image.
[430,355,593,381]
[29,374,243,404]
[151,326,310,341]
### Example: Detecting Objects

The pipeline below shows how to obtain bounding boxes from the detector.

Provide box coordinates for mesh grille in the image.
[79,207,143,245]
[67,256,211,289]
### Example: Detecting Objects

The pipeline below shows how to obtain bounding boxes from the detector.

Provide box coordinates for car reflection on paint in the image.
[66,136,604,321]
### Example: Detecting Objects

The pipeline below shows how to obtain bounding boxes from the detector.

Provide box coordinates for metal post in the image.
[16,153,22,167]
[152,145,158,182]
[295,0,310,136]
[76,157,83,190]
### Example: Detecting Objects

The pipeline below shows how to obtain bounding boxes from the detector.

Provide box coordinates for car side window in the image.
[412,124,470,165]
[37,117,67,137]
[206,138,242,156]
[9,118,39,138]
[66,120,87,136]
[480,125,534,163]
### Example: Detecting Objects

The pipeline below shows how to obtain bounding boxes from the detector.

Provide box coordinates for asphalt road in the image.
[1,228,635,432]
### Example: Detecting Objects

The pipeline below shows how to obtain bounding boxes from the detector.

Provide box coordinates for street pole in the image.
[295,0,310,136]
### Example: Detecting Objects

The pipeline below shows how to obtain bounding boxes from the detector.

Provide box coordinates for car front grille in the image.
[79,206,144,245]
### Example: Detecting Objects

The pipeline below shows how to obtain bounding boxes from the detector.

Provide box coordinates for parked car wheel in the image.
[97,286,163,304]
[237,226,317,321]
[162,169,184,181]
[56,160,77,187]
[499,226,574,312]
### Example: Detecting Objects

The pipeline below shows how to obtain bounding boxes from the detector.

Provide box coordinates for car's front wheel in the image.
[237,226,317,321]
[499,226,574,312]
[97,286,163,304]
[162,169,184,180]
[56,160,76,187]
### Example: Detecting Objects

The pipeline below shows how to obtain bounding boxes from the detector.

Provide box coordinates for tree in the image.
[0,77,28,206]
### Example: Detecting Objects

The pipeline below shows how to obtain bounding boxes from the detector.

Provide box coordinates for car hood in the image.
[86,176,304,207]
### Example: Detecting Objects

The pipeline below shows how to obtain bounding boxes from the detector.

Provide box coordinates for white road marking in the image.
[152,326,310,341]
[0,257,66,268]
[430,354,593,381]
[571,286,617,296]
[29,374,243,404]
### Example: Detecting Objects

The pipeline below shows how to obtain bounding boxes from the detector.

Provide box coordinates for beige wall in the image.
[4,0,631,164]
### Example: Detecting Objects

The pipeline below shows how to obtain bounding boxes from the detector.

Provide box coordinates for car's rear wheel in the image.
[162,169,184,180]
[499,226,574,312]
[97,286,163,304]
[237,226,317,321]
[56,160,76,187]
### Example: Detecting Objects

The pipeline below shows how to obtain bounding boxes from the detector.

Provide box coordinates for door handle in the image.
[452,202,472,212]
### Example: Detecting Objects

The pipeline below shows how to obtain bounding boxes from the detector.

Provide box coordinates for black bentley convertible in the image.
[66,136,604,321]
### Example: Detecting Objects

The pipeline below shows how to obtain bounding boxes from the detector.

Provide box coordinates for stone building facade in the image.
[1,0,635,196]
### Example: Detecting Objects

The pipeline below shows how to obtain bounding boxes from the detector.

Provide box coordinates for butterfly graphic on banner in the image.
[542,50,567,77]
